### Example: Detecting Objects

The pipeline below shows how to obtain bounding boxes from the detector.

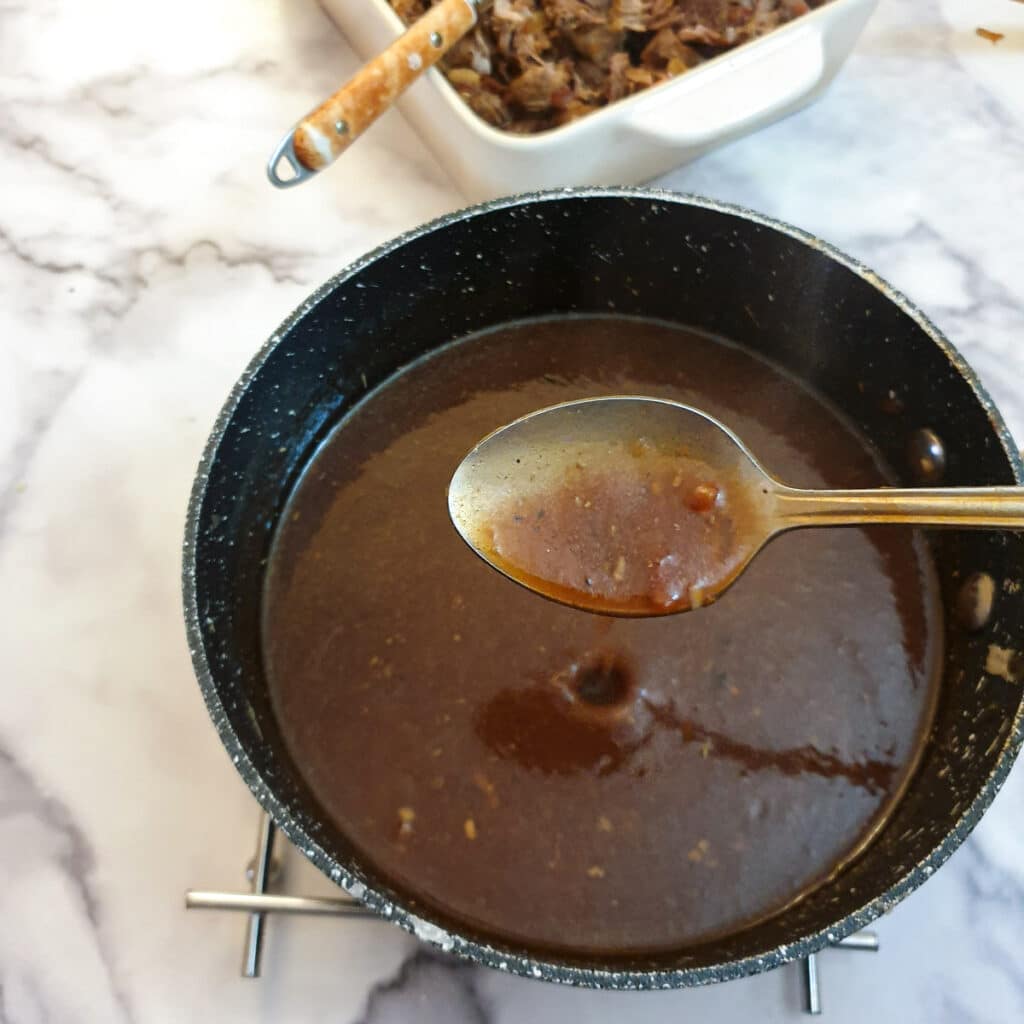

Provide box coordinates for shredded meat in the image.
[609,0,653,31]
[507,60,572,111]
[389,0,828,132]
[606,50,632,102]
[542,0,612,30]
[446,27,495,75]
[641,27,703,70]
[569,25,624,63]
[391,0,426,18]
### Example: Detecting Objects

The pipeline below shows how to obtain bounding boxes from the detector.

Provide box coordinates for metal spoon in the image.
[448,396,1024,617]
[268,0,485,188]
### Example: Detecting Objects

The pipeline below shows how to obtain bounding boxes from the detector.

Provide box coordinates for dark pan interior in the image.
[184,191,1024,987]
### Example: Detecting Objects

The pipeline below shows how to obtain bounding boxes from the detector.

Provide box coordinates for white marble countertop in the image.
[3,0,1024,1021]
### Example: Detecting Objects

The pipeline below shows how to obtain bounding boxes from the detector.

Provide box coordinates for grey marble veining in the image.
[2,0,1024,1021]
[355,949,490,1024]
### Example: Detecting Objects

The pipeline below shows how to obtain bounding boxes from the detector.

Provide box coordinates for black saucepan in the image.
[183,189,1024,989]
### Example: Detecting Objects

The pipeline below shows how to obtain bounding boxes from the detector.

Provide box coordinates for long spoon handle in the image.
[773,485,1024,529]
[267,0,479,188]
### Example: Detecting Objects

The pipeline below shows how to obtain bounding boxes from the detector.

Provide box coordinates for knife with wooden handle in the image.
[268,0,482,188]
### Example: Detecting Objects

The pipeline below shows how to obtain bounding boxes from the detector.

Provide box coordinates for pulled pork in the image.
[391,0,827,132]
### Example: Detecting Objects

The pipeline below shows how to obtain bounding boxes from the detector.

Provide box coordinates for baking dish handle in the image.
[623,26,826,146]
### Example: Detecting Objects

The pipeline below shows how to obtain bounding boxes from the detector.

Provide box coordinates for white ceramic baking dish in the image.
[318,0,877,200]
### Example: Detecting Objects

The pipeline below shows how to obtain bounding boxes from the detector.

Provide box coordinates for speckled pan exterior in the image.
[183,189,1024,989]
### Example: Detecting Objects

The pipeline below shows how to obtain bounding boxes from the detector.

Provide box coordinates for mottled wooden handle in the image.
[292,0,477,174]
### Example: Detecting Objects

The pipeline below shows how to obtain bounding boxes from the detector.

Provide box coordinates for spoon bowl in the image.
[448,396,1024,616]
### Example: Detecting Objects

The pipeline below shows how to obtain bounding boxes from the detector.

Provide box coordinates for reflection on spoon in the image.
[448,396,1024,617]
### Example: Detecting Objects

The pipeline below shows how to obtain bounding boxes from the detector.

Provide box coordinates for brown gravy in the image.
[262,316,941,954]
[469,445,743,615]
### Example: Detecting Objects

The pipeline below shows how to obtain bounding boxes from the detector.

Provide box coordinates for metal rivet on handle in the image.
[908,428,946,484]
[430,31,443,47]
[334,120,349,136]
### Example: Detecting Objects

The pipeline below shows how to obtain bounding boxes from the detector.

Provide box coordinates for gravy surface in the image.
[263,317,941,954]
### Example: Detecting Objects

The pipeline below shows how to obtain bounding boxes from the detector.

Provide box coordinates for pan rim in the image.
[182,186,1024,990]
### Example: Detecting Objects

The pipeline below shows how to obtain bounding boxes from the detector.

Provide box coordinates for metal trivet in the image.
[186,810,878,1014]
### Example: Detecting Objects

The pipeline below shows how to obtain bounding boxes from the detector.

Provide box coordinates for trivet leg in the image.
[242,811,277,978]
[803,953,822,1015]
[801,931,879,1015]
